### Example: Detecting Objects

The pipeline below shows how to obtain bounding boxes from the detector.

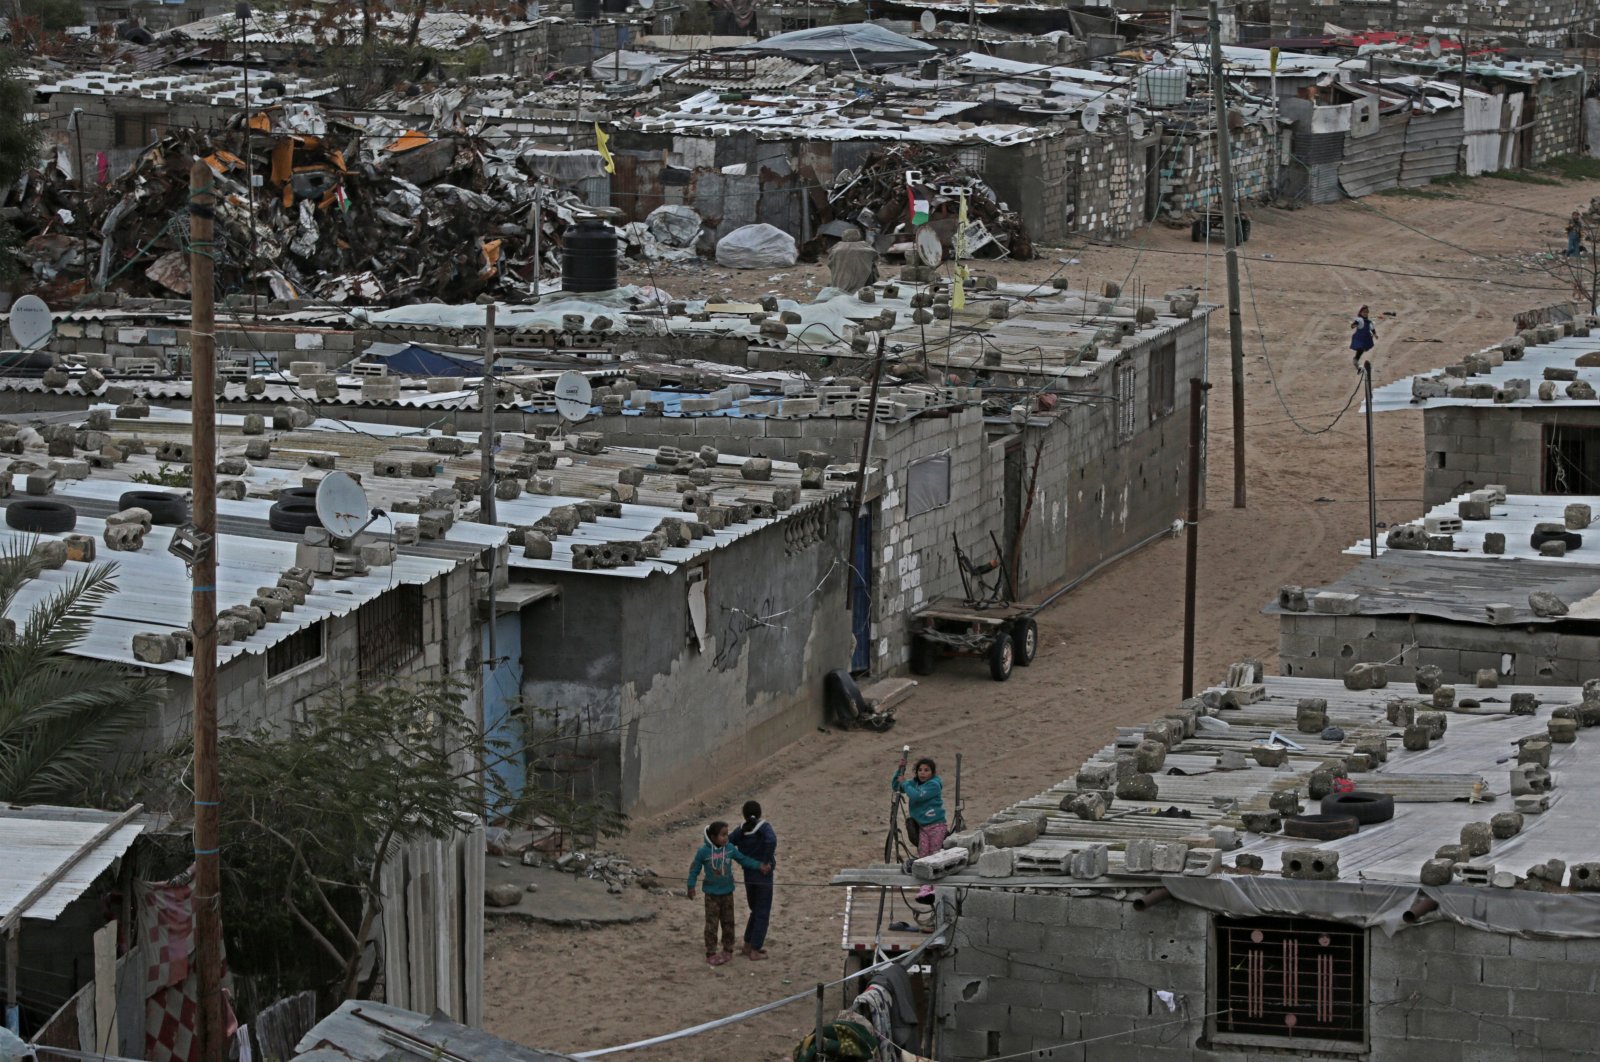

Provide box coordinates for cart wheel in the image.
[910,633,939,676]
[1012,618,1038,667]
[988,634,1014,682]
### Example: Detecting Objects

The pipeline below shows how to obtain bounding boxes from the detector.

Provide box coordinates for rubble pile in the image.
[527,849,666,893]
[7,115,602,307]
[821,143,1033,260]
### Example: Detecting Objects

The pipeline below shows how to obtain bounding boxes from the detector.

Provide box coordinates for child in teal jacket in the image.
[893,756,948,903]
[688,820,770,965]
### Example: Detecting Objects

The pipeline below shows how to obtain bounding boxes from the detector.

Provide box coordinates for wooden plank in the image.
[461,816,485,1027]
[93,921,118,1053]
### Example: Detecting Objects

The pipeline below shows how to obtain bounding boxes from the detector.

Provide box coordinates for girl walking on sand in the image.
[1351,306,1377,372]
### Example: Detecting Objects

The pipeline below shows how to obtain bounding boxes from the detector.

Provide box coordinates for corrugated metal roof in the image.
[0,805,143,924]
[1348,493,1600,577]
[1337,108,1409,198]
[1371,333,1600,412]
[296,1000,577,1062]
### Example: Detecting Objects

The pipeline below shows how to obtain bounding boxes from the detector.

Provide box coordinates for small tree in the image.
[0,542,164,804]
[139,673,624,1004]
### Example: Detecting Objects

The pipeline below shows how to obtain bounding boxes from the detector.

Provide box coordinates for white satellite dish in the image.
[1080,99,1104,132]
[553,370,594,422]
[639,0,654,8]
[915,225,943,267]
[919,10,935,33]
[315,471,373,540]
[1427,35,1442,58]
[8,295,52,351]
[1128,111,1146,138]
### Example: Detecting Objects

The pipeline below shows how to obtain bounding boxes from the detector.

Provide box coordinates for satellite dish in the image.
[919,10,935,33]
[639,0,654,8]
[1128,111,1146,138]
[553,370,594,422]
[1427,35,1442,58]
[8,295,52,351]
[1080,99,1104,132]
[315,471,373,540]
[915,226,943,268]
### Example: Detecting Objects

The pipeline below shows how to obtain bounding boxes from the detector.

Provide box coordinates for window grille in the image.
[359,584,425,680]
[1214,915,1366,1045]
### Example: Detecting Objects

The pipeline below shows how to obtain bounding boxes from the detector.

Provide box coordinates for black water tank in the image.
[572,0,601,18]
[562,219,619,293]
[600,0,628,12]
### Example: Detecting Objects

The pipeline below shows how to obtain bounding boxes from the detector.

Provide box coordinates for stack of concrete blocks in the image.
[1159,122,1275,219]
[1421,403,1551,506]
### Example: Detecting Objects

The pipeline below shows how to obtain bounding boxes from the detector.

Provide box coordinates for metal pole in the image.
[480,303,497,526]
[71,109,87,291]
[3,930,15,1034]
[188,158,225,1062]
[844,335,887,612]
[814,983,828,1061]
[531,186,542,304]
[1365,363,1377,559]
[1182,378,1209,699]
[1208,0,1247,509]
[240,20,258,317]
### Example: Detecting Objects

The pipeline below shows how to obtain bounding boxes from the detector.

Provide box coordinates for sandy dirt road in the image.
[482,176,1600,1059]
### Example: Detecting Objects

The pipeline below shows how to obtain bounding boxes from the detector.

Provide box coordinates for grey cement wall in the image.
[1159,122,1275,219]
[518,499,852,814]
[136,563,481,752]
[937,888,1600,1061]
[1422,404,1549,506]
[1279,609,1600,686]
[1269,0,1590,44]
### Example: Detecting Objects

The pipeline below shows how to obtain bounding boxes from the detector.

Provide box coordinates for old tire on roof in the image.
[1282,813,1360,841]
[119,489,188,526]
[5,500,76,534]
[1320,791,1395,824]
[268,500,322,534]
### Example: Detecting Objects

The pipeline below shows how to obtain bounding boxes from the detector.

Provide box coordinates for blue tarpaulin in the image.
[362,341,478,377]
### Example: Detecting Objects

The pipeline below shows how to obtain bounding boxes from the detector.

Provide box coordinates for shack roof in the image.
[1370,328,1600,412]
[173,10,552,49]
[295,1000,577,1062]
[1346,493,1600,571]
[0,805,143,925]
[834,672,1600,930]
[35,65,337,105]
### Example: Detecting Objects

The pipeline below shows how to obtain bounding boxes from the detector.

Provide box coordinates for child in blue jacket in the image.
[893,755,947,903]
[730,800,778,960]
[687,819,771,966]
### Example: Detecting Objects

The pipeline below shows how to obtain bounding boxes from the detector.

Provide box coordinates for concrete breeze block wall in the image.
[937,889,1600,1061]
[1422,405,1547,506]
[1159,122,1275,219]
[1279,609,1600,686]
[1269,0,1590,44]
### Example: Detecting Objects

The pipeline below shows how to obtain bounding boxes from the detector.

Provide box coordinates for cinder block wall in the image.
[1279,610,1600,685]
[1159,122,1274,219]
[1269,0,1588,43]
[1422,405,1546,506]
[938,889,1600,1060]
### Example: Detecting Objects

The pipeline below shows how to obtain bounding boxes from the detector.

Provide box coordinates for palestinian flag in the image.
[333,184,349,215]
[906,173,929,226]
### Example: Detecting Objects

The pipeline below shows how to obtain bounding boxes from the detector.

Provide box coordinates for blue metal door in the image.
[850,512,872,672]
[482,611,525,816]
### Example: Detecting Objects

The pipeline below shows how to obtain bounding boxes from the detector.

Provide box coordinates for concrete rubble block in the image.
[1515,795,1550,815]
[1459,498,1492,520]
[1116,773,1158,801]
[1133,739,1167,773]
[417,510,454,541]
[1221,683,1265,708]
[1268,789,1302,816]
[250,596,284,623]
[1540,540,1567,558]
[63,534,95,563]
[1485,603,1515,624]
[1282,846,1339,881]
[1063,791,1110,821]
[976,847,1014,878]
[243,439,271,461]
[216,457,248,476]
[131,632,179,664]
[1344,662,1387,691]
[241,413,266,436]
[360,542,397,567]
[1386,700,1417,727]
[911,848,967,881]
[409,460,439,478]
[1483,532,1506,554]
[1490,812,1524,839]
[942,830,984,855]
[1460,822,1492,857]
[1548,717,1579,743]
[255,586,294,611]
[1313,591,1360,615]
[428,436,466,455]
[982,819,1039,849]
[1296,698,1328,733]
[1509,763,1552,795]
[1414,664,1443,693]
[1420,858,1456,886]
[1234,853,1265,872]
[1433,685,1456,709]
[1569,863,1600,891]
[1568,504,1593,530]
[1251,745,1289,768]
[1475,668,1499,689]
[24,471,57,496]
[1183,847,1221,877]
[1070,845,1110,880]
[1403,725,1432,751]
[1527,859,1566,883]
[1417,711,1448,739]
[522,532,553,561]
[496,478,523,501]
[1075,762,1117,792]
[48,459,89,480]
[1123,838,1154,873]
[102,524,145,552]
[740,457,772,482]
[1516,738,1551,766]
[1240,811,1282,834]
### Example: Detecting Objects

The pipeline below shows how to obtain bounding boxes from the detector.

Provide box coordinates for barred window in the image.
[1214,915,1366,1048]
[1116,360,1137,442]
[359,584,425,680]
[267,621,324,678]
[1149,341,1176,421]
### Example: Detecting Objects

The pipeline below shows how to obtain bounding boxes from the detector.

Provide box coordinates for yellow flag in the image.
[595,123,615,174]
[952,190,968,310]
[953,265,967,311]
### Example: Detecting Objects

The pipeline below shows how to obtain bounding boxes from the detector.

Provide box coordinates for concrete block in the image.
[1569,863,1600,890]
[1344,662,1387,690]
[912,847,966,881]
[1313,591,1360,615]
[1282,846,1339,880]
[1460,822,1492,857]
[131,632,178,663]
[976,847,1014,878]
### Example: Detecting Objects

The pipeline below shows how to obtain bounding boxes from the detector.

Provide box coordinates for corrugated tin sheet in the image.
[0,806,143,924]
[1288,130,1345,205]
[1338,109,1410,198]
[1399,108,1465,187]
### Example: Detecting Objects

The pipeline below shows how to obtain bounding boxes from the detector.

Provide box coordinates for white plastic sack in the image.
[715,223,798,269]
[646,205,703,249]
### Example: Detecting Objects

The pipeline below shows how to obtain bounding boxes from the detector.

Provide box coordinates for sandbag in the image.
[715,223,798,268]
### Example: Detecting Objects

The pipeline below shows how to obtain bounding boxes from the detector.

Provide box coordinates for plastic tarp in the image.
[1161,875,1600,939]
[646,205,703,248]
[753,24,938,66]
[363,341,478,377]
[715,223,798,268]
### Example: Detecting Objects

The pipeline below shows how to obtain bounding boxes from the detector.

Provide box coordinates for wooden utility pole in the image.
[1208,0,1247,509]
[188,158,225,1062]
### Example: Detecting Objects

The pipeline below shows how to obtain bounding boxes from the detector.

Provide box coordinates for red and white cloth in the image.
[140,869,237,1062]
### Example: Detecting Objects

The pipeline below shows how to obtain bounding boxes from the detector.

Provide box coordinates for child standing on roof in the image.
[1350,305,1377,373]
[687,819,771,967]
[893,753,947,904]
